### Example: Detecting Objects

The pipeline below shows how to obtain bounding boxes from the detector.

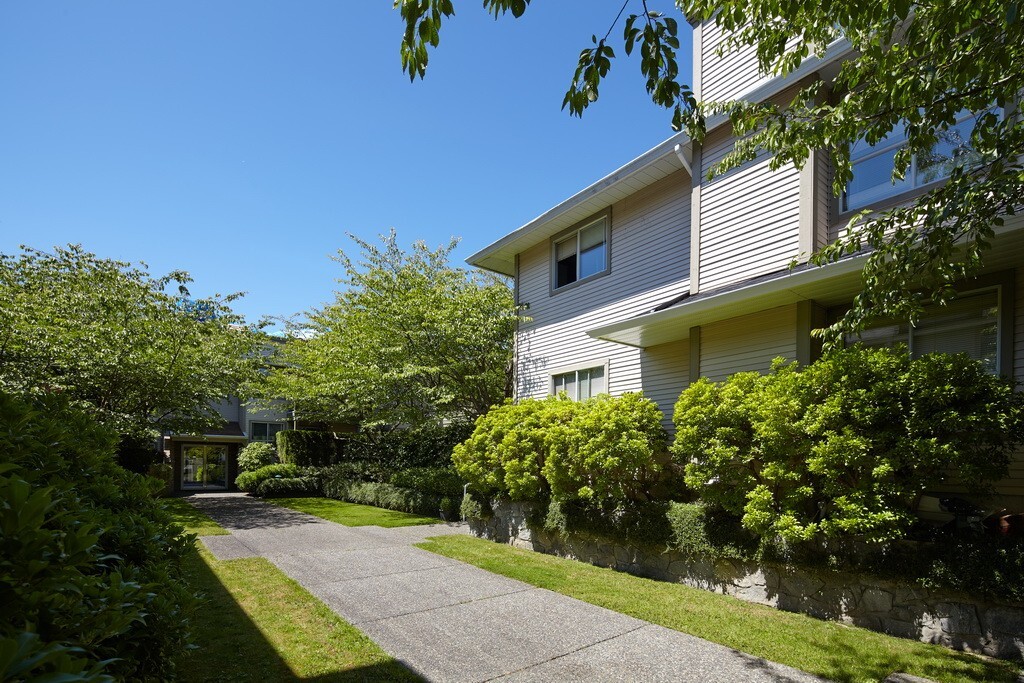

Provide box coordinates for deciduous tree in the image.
[266,230,518,429]
[0,244,267,438]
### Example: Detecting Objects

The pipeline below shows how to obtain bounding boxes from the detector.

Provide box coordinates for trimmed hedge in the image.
[389,466,464,497]
[255,476,319,498]
[338,422,473,470]
[0,392,196,680]
[453,393,670,503]
[277,429,336,467]
[322,470,458,519]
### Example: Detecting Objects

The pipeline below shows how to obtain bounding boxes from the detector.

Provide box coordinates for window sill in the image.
[834,179,949,234]
[550,268,611,297]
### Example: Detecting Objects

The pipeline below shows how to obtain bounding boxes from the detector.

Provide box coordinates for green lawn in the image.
[267,496,441,527]
[417,535,1021,683]
[175,546,420,682]
[162,496,230,536]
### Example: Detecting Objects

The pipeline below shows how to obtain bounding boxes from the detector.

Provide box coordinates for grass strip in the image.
[177,545,421,682]
[416,535,1020,683]
[162,496,230,536]
[268,496,440,527]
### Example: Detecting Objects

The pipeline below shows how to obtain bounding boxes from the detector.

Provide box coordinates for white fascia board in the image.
[587,256,866,348]
[467,132,692,276]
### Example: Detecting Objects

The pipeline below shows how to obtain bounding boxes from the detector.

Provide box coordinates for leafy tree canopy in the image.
[0,244,268,438]
[395,0,1024,340]
[265,230,519,429]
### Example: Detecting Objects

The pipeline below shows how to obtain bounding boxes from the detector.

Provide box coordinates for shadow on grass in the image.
[177,548,421,682]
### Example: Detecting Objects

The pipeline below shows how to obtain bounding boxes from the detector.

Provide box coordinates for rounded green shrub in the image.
[672,347,1024,543]
[453,393,669,503]
[235,462,300,492]
[238,441,277,473]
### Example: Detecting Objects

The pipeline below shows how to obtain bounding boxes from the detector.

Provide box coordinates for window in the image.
[554,217,608,289]
[845,288,1000,374]
[250,421,285,443]
[552,365,606,400]
[844,110,987,212]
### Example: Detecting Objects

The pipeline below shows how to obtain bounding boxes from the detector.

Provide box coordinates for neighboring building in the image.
[166,339,295,493]
[467,20,1024,509]
[165,395,294,494]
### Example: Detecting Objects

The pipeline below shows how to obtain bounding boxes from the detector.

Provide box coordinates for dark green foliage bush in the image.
[115,435,158,474]
[238,441,277,473]
[544,498,675,548]
[453,393,669,503]
[325,480,450,518]
[255,476,320,498]
[277,429,337,467]
[326,459,392,483]
[0,392,196,680]
[389,466,464,497]
[235,463,301,492]
[460,491,489,521]
[665,503,757,560]
[338,422,473,469]
[673,347,1024,543]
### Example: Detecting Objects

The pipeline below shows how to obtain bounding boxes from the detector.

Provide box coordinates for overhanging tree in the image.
[395,0,1024,341]
[0,244,267,438]
[266,230,519,429]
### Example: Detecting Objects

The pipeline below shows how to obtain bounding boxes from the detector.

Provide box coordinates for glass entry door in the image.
[182,444,228,490]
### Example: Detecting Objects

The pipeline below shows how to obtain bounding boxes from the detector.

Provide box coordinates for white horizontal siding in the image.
[700,20,771,103]
[698,132,801,291]
[515,171,691,406]
[640,339,689,429]
[700,305,798,382]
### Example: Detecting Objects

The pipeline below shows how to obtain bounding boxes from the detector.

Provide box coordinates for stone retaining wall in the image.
[469,500,1024,660]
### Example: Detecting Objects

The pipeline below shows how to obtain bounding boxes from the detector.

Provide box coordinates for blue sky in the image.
[0,2,692,325]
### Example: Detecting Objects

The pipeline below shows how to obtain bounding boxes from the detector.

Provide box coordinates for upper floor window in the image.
[250,421,285,443]
[553,217,609,289]
[843,110,986,212]
[552,365,606,400]
[845,287,1000,374]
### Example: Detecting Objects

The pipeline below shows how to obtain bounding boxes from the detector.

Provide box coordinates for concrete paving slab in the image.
[310,563,532,624]
[265,545,460,585]
[492,624,823,683]
[182,494,831,683]
[198,535,258,560]
[358,588,648,683]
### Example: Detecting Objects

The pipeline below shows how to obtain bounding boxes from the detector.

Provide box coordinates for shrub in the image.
[389,466,465,497]
[147,461,174,496]
[238,441,277,472]
[544,498,675,548]
[673,347,1024,543]
[460,491,489,521]
[235,463,301,492]
[116,435,158,474]
[326,480,444,517]
[338,422,474,470]
[255,476,319,498]
[277,429,336,467]
[665,503,757,560]
[453,393,669,503]
[0,392,196,680]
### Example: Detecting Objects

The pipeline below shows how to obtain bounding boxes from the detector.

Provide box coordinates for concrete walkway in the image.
[187,494,824,683]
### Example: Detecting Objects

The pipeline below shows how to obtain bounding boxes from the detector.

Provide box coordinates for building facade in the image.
[468,19,1024,509]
